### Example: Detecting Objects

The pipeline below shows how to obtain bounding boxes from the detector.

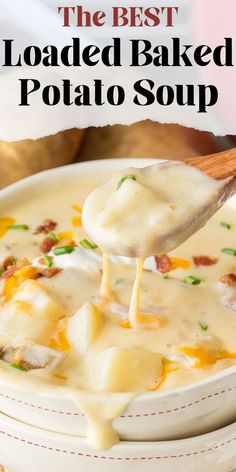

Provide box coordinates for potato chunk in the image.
[0,280,62,344]
[94,347,163,393]
[67,302,102,355]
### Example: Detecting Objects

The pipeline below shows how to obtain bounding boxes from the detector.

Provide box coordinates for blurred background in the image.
[0,122,234,189]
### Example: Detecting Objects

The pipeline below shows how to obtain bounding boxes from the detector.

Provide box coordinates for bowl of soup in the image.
[0,159,236,450]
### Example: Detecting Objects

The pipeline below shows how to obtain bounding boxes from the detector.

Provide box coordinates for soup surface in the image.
[0,165,236,449]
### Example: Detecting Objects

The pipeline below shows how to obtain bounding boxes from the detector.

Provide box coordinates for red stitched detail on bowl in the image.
[0,386,236,418]
[1,430,236,460]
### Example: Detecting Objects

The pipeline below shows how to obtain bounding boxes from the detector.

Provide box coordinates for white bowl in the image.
[0,411,236,472]
[0,159,236,443]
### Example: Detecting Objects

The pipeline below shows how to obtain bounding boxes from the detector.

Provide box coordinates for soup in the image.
[0,165,236,449]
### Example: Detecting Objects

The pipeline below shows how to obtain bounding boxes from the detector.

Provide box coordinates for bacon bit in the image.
[0,258,30,280]
[55,238,78,249]
[71,216,81,227]
[193,255,218,267]
[220,273,236,287]
[155,254,172,274]
[0,256,16,271]
[40,268,61,278]
[1,263,41,303]
[39,236,56,254]
[34,219,57,235]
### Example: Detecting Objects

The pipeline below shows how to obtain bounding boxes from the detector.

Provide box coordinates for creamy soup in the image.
[0,165,236,450]
[82,162,228,258]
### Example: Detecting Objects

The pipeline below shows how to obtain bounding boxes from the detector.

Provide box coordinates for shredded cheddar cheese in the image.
[1,276,21,302]
[49,319,71,352]
[180,346,236,368]
[72,204,82,213]
[58,232,75,241]
[71,216,82,227]
[0,217,16,238]
[15,266,39,281]
[120,320,132,329]
[170,257,191,270]
[156,359,180,389]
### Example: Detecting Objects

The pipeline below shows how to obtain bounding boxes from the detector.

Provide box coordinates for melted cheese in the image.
[100,253,111,299]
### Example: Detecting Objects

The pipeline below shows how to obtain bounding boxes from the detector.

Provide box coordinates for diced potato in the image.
[94,347,163,393]
[67,302,102,355]
[0,280,62,344]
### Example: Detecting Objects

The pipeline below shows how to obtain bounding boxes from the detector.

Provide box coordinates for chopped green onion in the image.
[53,246,75,256]
[163,274,171,280]
[45,255,53,268]
[199,321,208,331]
[117,174,137,190]
[220,222,231,230]
[8,224,29,231]
[80,239,98,250]
[48,232,59,242]
[184,275,202,286]
[114,278,125,285]
[10,363,27,372]
[222,248,236,257]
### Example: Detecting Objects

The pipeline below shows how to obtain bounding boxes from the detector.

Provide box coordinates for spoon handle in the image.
[186,148,236,180]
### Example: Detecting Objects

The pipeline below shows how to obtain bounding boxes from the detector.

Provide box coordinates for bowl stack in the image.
[0,373,236,472]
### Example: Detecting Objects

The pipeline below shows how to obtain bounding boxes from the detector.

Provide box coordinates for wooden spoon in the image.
[186,148,236,181]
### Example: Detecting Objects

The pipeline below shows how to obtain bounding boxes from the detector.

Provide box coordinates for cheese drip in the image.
[100,252,111,298]
[128,258,144,327]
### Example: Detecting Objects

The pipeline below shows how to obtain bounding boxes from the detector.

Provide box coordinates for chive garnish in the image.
[222,248,236,257]
[80,239,98,250]
[184,275,202,286]
[220,222,231,230]
[53,246,75,256]
[114,278,125,285]
[45,255,53,267]
[163,274,171,280]
[8,224,29,231]
[117,174,137,190]
[48,232,59,242]
[199,321,208,331]
[10,363,27,372]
